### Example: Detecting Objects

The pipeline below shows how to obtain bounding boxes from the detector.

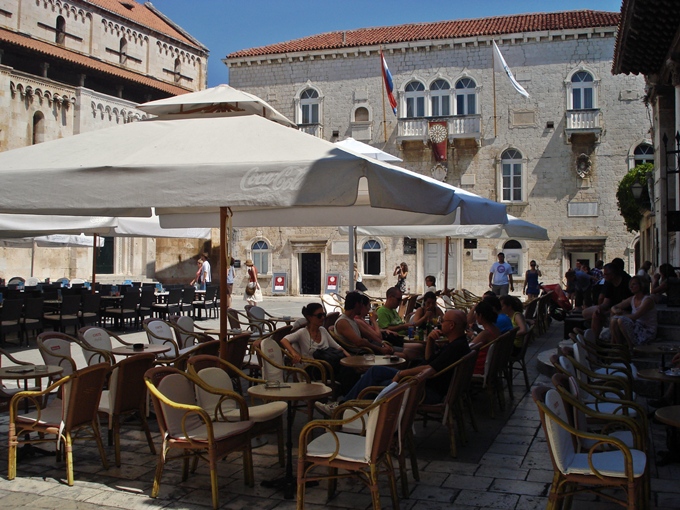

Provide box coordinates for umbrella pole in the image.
[31,240,36,277]
[91,234,98,293]
[219,207,229,359]
[444,236,450,292]
[348,225,355,292]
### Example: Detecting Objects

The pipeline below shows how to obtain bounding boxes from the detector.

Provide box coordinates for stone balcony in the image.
[565,108,602,143]
[397,114,482,145]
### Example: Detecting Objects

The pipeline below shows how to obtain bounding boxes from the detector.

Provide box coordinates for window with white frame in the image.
[404,81,425,118]
[633,143,654,165]
[501,149,524,203]
[455,78,477,115]
[570,71,595,110]
[300,88,320,124]
[362,239,382,275]
[251,240,270,275]
[430,79,451,117]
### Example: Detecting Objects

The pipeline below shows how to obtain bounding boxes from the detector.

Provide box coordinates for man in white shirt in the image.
[489,252,514,296]
[201,252,211,291]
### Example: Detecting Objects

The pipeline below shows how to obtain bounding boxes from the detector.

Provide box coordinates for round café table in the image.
[655,405,680,465]
[638,367,680,404]
[634,344,680,370]
[110,344,171,357]
[340,355,407,373]
[248,381,332,500]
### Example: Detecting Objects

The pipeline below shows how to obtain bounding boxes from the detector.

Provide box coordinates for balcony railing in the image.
[298,123,323,138]
[565,109,602,142]
[397,115,481,142]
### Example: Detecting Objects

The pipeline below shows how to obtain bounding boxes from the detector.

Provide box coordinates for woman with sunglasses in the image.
[280,303,350,364]
[523,260,542,300]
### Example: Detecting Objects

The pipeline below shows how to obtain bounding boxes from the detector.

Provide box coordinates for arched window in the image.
[300,88,320,124]
[174,58,181,83]
[501,149,523,203]
[56,16,66,45]
[430,79,450,117]
[571,71,594,110]
[404,81,425,118]
[354,106,369,122]
[251,240,270,275]
[362,239,382,275]
[119,38,127,64]
[32,112,45,145]
[455,78,477,115]
[633,143,654,165]
[502,240,523,275]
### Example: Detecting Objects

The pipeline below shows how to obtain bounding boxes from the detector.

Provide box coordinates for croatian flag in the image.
[380,51,397,115]
[492,41,530,99]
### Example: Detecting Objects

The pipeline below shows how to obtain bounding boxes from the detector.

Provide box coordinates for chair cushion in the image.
[223,401,287,423]
[307,431,368,463]
[180,419,253,441]
[594,364,638,379]
[585,401,638,418]
[581,430,635,450]
[566,449,647,478]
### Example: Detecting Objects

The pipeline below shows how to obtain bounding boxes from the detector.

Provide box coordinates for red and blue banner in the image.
[380,51,397,116]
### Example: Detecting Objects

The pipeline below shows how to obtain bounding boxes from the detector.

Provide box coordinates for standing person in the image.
[200,252,211,291]
[523,260,542,300]
[489,252,514,296]
[189,257,203,287]
[226,257,235,309]
[354,262,367,292]
[393,262,408,293]
[244,259,263,306]
[590,260,605,304]
[574,263,592,310]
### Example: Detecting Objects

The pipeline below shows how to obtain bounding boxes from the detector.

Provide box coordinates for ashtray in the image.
[390,356,400,362]
[265,380,289,389]
[133,343,145,351]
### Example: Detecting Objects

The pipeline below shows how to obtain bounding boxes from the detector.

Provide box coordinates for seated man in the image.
[335,291,393,355]
[582,262,633,339]
[317,309,471,414]
[376,287,425,358]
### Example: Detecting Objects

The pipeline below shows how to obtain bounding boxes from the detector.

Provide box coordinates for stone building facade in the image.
[0,0,210,283]
[224,10,650,298]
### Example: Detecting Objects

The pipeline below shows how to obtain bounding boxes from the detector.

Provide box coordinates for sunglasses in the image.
[313,312,326,319]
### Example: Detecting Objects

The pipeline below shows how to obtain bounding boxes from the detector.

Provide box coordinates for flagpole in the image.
[380,49,388,144]
[492,41,497,138]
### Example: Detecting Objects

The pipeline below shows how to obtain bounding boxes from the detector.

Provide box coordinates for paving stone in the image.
[409,484,459,503]
[454,489,519,509]
[441,473,493,491]
[489,479,549,497]
[526,468,556,483]
[474,465,529,481]
[478,452,524,468]
[486,441,530,456]
[516,495,552,510]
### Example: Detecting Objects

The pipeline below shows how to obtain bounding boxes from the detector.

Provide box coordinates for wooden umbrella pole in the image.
[91,234,98,293]
[444,236,450,292]
[219,207,229,359]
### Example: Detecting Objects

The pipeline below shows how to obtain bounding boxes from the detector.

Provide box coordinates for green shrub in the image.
[616,163,653,232]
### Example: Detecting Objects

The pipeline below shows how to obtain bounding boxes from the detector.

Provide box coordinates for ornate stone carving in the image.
[575,153,592,179]
[431,163,448,182]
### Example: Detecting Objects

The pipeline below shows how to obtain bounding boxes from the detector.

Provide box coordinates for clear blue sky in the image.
[150,0,623,87]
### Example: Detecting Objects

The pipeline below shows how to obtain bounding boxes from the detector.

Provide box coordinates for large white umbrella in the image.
[138,83,297,128]
[0,104,507,353]
[341,215,548,240]
[335,137,402,162]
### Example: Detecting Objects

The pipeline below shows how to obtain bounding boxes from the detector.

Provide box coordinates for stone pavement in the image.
[0,298,677,509]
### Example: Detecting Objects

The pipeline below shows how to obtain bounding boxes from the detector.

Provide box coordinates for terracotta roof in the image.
[228,10,620,59]
[0,28,190,96]
[87,0,202,49]
[613,0,680,75]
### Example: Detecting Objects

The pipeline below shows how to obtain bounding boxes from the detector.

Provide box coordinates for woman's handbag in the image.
[312,346,345,365]
[245,282,257,296]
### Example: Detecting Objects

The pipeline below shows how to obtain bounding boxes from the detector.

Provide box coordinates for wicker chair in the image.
[8,363,110,485]
[144,366,254,509]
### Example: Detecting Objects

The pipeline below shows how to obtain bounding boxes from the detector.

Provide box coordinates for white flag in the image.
[493,41,530,98]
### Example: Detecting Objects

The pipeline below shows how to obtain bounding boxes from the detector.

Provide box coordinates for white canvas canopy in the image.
[340,215,548,240]
[0,234,103,248]
[0,91,509,352]
[138,84,296,128]
[335,137,402,162]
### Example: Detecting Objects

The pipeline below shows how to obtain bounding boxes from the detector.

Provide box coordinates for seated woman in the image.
[651,263,680,304]
[470,301,501,375]
[280,302,357,394]
[609,276,657,348]
[500,295,529,355]
[410,291,444,335]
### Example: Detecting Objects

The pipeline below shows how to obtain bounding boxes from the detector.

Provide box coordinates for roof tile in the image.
[228,10,619,58]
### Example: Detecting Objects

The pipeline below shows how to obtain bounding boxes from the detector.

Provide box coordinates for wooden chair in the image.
[179,286,196,316]
[418,350,479,458]
[508,324,535,394]
[98,353,156,467]
[144,366,254,509]
[151,288,182,319]
[470,328,517,417]
[137,288,156,325]
[328,325,373,355]
[168,315,213,348]
[296,380,412,510]
[102,291,139,331]
[0,348,40,412]
[43,295,80,335]
[188,355,287,467]
[193,285,218,320]
[79,292,101,328]
[532,385,649,510]
[8,363,110,486]
[21,297,44,346]
[37,331,79,382]
[0,299,23,345]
